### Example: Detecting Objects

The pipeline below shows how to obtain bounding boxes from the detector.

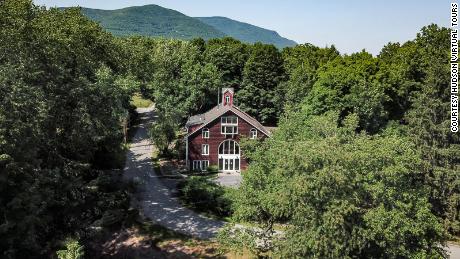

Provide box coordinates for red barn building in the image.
[185,88,271,172]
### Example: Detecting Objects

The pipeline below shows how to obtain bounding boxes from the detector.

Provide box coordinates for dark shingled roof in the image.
[186,104,271,137]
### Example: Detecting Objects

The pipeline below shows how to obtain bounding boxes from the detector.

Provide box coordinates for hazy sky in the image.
[33,0,450,55]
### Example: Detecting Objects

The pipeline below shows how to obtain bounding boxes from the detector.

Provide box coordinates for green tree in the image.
[281,43,339,106]
[204,37,249,89]
[150,114,178,156]
[302,51,388,133]
[148,39,222,120]
[376,41,423,121]
[0,1,132,256]
[229,111,447,258]
[238,43,286,124]
[405,24,460,235]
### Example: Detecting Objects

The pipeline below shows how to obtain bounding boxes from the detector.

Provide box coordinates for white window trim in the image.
[221,116,238,125]
[192,160,209,171]
[202,128,209,139]
[250,128,257,139]
[202,144,209,155]
[201,160,209,171]
[221,125,238,135]
[192,160,199,170]
[225,95,230,104]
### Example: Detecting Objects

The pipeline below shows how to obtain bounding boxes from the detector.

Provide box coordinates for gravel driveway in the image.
[448,243,460,259]
[214,172,242,188]
[123,106,225,239]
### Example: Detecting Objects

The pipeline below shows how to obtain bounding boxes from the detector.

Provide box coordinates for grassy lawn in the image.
[130,93,153,108]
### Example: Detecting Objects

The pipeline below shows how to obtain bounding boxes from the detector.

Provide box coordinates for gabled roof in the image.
[186,104,271,137]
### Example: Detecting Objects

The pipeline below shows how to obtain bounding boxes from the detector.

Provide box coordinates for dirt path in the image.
[123,106,225,239]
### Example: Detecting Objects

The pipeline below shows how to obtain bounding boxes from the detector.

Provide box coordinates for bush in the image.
[207,165,219,174]
[178,176,234,218]
[150,115,178,156]
[56,239,84,259]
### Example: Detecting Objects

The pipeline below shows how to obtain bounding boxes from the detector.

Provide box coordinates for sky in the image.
[33,0,450,55]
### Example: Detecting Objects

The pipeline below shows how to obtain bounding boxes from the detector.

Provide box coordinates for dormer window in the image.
[221,116,238,135]
[202,128,209,138]
[225,95,230,104]
[250,128,257,139]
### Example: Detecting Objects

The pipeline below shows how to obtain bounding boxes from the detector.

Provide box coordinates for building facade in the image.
[185,88,271,173]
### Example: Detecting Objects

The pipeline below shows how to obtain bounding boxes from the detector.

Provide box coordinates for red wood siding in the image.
[223,90,233,106]
[187,110,266,171]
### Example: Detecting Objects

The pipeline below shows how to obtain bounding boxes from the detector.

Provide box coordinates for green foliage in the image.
[1,0,457,257]
[74,5,298,48]
[204,37,249,89]
[281,43,339,106]
[137,38,222,119]
[130,93,153,108]
[80,5,226,40]
[178,176,235,218]
[303,51,388,133]
[150,114,178,156]
[238,43,286,124]
[56,239,84,259]
[231,111,447,258]
[0,1,133,257]
[197,16,297,49]
[405,25,460,235]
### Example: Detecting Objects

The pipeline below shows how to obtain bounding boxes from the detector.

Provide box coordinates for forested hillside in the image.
[196,16,297,48]
[79,5,226,40]
[74,4,297,48]
[0,0,458,258]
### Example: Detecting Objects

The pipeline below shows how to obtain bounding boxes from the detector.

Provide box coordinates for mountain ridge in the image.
[196,16,296,48]
[79,5,226,40]
[70,4,297,48]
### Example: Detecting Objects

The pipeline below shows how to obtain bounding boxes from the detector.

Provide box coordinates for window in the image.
[221,116,238,135]
[192,160,209,171]
[201,160,209,171]
[202,128,209,138]
[250,128,257,139]
[218,140,240,155]
[225,95,230,104]
[202,144,209,155]
[193,160,200,170]
[221,125,238,135]
[221,116,238,125]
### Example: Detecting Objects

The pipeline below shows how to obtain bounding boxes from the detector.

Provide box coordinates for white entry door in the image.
[218,155,240,172]
[218,140,240,172]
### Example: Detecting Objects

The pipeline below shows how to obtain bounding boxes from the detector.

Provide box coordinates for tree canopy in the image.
[0,0,457,257]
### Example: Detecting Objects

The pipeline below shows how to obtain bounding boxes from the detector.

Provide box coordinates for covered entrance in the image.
[218,140,240,172]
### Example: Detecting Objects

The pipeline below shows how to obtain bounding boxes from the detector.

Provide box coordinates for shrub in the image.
[207,165,219,174]
[56,239,84,259]
[178,176,234,218]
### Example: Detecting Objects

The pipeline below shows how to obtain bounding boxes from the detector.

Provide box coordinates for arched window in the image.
[250,128,257,139]
[218,140,240,155]
[202,128,209,138]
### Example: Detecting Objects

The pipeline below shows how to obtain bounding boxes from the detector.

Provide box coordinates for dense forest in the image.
[77,4,297,48]
[0,0,458,258]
